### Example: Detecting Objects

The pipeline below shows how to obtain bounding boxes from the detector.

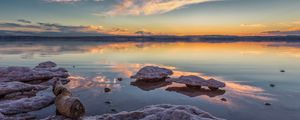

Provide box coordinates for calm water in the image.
[1,41,300,120]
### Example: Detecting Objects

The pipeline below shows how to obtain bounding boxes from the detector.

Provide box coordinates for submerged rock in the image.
[0,94,54,115]
[131,66,173,82]
[84,104,224,120]
[166,75,225,90]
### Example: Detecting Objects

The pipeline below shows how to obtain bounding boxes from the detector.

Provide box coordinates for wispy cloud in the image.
[240,24,266,28]
[103,0,215,16]
[45,0,103,3]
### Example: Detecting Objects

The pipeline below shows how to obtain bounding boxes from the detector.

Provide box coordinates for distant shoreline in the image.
[1,35,300,42]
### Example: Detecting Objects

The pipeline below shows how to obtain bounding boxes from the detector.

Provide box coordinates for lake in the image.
[0,41,300,120]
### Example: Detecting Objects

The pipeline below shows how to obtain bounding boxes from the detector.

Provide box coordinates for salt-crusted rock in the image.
[43,104,224,120]
[84,104,224,120]
[166,75,225,90]
[0,82,48,98]
[0,66,69,82]
[131,66,173,81]
[35,61,57,68]
[0,113,36,120]
[0,94,54,115]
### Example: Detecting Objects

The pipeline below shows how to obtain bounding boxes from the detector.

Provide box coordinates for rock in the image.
[54,81,85,119]
[220,98,227,102]
[280,70,285,73]
[269,84,275,87]
[0,82,48,98]
[0,94,54,115]
[265,103,271,106]
[105,101,111,104]
[35,61,57,68]
[166,75,225,90]
[117,77,123,81]
[131,66,173,82]
[0,113,36,120]
[0,66,69,82]
[104,88,111,93]
[84,104,224,120]
[110,109,117,112]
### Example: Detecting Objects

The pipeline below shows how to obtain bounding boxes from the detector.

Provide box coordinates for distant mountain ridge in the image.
[1,35,300,42]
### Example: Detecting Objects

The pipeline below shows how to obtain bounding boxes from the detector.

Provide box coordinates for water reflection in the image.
[1,41,300,120]
[166,86,226,98]
[131,81,171,91]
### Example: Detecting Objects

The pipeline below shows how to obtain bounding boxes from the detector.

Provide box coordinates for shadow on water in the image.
[130,80,172,91]
[166,86,226,98]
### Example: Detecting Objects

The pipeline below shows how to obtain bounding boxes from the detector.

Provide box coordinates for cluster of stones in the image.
[0,61,70,120]
[43,104,224,120]
[131,66,225,91]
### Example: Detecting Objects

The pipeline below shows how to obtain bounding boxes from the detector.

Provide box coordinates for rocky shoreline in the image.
[0,62,225,120]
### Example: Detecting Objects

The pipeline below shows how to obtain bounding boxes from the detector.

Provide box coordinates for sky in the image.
[0,0,300,36]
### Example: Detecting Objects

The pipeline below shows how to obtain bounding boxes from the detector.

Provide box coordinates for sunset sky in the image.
[0,0,300,36]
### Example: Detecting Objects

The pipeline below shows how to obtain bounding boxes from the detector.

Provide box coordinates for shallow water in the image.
[0,41,300,120]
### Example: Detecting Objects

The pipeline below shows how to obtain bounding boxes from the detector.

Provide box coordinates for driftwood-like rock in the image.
[166,75,225,90]
[131,66,173,82]
[53,81,85,119]
[0,82,48,98]
[0,62,69,83]
[84,104,224,120]
[0,94,54,115]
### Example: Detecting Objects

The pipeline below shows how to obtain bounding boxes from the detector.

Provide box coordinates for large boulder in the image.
[131,66,173,82]
[166,75,225,91]
[43,104,224,120]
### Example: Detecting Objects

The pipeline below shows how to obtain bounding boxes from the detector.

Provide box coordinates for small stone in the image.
[105,101,111,104]
[117,77,123,81]
[270,84,275,87]
[265,102,271,106]
[111,109,117,112]
[280,70,285,73]
[104,88,111,93]
[221,98,227,102]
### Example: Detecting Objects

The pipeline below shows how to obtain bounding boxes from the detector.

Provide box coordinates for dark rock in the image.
[104,88,111,93]
[105,101,111,104]
[270,84,275,87]
[265,102,271,106]
[280,70,285,73]
[117,77,122,81]
[221,98,227,102]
